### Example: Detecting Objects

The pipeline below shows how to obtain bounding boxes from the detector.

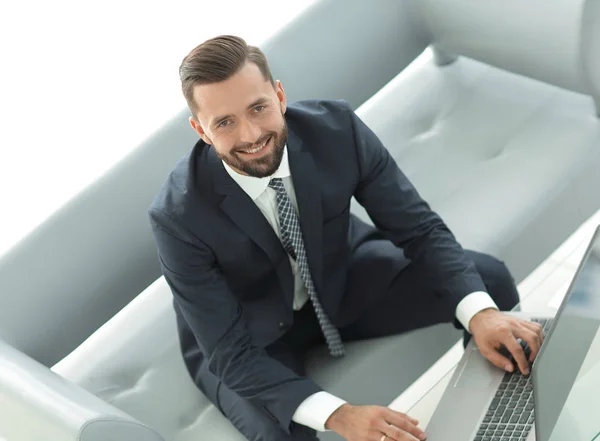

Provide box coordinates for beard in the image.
[219,121,288,178]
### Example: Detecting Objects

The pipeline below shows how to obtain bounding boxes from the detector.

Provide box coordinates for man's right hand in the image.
[325,404,427,441]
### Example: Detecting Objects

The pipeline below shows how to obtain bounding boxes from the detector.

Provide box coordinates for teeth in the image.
[243,137,269,154]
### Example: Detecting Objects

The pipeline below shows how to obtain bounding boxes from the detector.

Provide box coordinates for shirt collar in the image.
[223,144,291,200]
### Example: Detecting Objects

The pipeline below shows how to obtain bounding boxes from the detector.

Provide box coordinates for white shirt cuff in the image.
[292,391,347,432]
[456,291,499,333]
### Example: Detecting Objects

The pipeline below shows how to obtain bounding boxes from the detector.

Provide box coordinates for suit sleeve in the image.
[347,106,487,312]
[148,209,322,434]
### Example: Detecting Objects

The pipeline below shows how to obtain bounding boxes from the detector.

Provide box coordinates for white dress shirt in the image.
[223,145,498,432]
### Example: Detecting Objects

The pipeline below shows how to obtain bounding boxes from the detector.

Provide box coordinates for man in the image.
[148,36,544,441]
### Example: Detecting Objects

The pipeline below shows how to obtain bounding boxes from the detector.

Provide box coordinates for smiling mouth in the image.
[239,136,271,155]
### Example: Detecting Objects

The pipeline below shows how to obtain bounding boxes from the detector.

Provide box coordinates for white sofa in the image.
[1,0,600,440]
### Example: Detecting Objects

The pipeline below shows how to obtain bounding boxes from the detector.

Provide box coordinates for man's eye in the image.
[218,120,230,128]
[254,105,265,113]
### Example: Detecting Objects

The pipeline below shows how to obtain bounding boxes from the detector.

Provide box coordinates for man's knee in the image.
[472,252,519,311]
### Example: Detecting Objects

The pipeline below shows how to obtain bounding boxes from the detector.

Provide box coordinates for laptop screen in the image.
[533,226,600,441]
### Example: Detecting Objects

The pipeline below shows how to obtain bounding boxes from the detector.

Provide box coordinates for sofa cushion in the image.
[352,49,600,282]
[53,274,460,441]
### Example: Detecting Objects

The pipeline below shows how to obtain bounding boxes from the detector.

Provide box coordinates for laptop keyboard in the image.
[473,317,554,441]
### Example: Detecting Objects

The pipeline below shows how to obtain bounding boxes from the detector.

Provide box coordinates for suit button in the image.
[278,322,287,330]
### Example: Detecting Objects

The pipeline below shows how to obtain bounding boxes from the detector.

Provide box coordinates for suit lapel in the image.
[208,149,295,307]
[287,130,324,294]
[206,129,325,310]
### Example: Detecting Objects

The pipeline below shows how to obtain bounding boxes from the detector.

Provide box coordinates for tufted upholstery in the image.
[353,48,600,282]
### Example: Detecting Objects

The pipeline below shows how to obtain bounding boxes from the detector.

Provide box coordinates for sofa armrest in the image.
[416,0,600,98]
[0,339,164,441]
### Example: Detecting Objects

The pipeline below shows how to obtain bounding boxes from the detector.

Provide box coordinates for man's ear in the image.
[275,80,287,114]
[189,116,212,145]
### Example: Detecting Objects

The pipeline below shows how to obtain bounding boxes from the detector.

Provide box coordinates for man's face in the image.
[190,62,287,178]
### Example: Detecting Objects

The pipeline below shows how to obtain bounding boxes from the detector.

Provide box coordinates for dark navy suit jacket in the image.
[148,100,486,434]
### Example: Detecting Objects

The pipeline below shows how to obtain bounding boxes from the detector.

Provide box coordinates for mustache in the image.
[234,133,274,152]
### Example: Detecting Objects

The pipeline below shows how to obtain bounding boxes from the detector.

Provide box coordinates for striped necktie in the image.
[268,178,345,357]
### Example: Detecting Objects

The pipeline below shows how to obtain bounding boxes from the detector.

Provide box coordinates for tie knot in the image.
[268,178,285,192]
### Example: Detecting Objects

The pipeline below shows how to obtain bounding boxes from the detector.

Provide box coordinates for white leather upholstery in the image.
[0,339,162,441]
[263,0,428,108]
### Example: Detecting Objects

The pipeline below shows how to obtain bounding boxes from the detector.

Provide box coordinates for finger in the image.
[367,430,389,441]
[387,409,421,428]
[482,344,515,372]
[381,409,419,427]
[379,425,421,441]
[380,411,425,440]
[503,334,530,375]
[514,327,542,363]
[392,410,419,426]
[521,320,544,343]
[379,416,423,440]
[519,320,544,335]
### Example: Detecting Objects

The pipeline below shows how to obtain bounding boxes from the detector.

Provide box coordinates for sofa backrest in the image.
[263,0,429,106]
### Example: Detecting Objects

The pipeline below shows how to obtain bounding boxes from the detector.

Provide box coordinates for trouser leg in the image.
[338,250,520,343]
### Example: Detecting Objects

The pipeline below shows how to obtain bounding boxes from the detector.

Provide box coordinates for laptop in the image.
[425,225,600,441]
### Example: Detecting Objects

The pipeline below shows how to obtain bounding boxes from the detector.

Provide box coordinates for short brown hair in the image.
[179,35,275,117]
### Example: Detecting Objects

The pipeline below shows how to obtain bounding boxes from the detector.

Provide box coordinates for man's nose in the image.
[238,118,261,145]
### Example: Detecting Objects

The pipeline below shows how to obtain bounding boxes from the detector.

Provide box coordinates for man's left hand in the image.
[469,308,544,375]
